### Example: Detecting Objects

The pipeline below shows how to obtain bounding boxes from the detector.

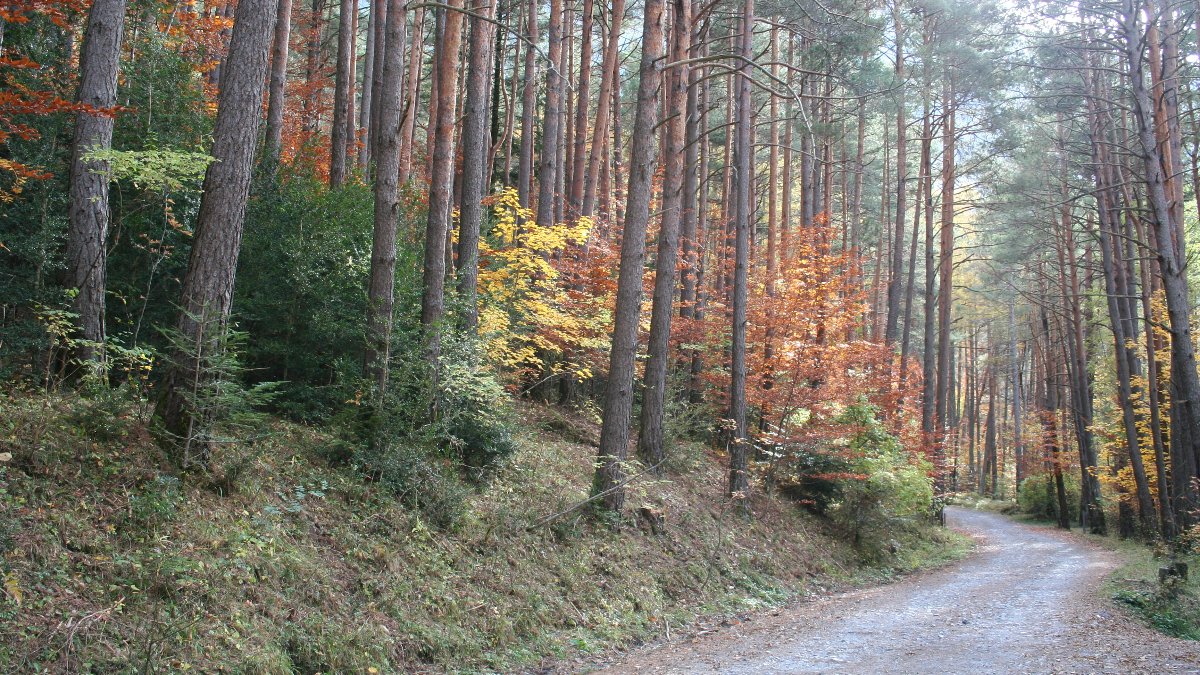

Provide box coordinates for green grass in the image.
[1098,538,1200,641]
[0,392,969,674]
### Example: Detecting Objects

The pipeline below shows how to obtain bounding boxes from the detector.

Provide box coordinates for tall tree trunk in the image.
[66,0,127,364]
[1056,165,1105,533]
[155,0,278,463]
[594,0,664,512]
[567,0,593,218]
[581,0,626,218]
[364,0,406,387]
[679,38,700,321]
[398,6,425,182]
[728,0,754,510]
[516,0,538,209]
[265,0,294,164]
[359,0,379,168]
[330,0,355,185]
[637,0,688,473]
[456,0,497,330]
[935,75,954,438]
[302,0,327,134]
[1123,0,1200,528]
[420,0,464,355]
[885,0,906,346]
[535,0,565,229]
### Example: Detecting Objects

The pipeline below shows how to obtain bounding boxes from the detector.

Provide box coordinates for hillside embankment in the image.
[0,395,966,674]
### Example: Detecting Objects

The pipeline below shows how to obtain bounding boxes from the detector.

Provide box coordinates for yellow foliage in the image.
[476,188,605,379]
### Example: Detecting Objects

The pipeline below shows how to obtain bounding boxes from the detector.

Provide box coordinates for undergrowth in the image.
[0,392,964,674]
[1104,540,1200,642]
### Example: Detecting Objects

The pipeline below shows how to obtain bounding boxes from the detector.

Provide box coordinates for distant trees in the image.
[13,0,1200,545]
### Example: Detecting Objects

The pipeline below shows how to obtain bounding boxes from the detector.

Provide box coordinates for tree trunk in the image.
[66,0,127,364]
[420,0,464,354]
[330,0,355,185]
[364,0,406,387]
[398,6,424,183]
[885,0,906,347]
[1122,0,1200,529]
[637,0,688,473]
[567,0,594,218]
[456,0,497,330]
[535,0,564,228]
[302,0,327,134]
[155,0,278,463]
[935,75,954,438]
[265,0,293,164]
[516,0,538,209]
[728,0,754,511]
[358,0,379,168]
[594,0,664,512]
[581,0,627,218]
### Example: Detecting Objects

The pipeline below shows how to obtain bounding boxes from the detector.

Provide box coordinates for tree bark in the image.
[516,0,538,209]
[535,0,564,228]
[935,75,954,438]
[1122,0,1200,528]
[420,0,464,355]
[580,0,626,218]
[66,0,127,363]
[155,0,278,462]
[358,0,379,168]
[456,0,497,330]
[594,0,664,512]
[265,0,294,164]
[728,0,754,511]
[302,0,327,134]
[330,0,355,185]
[398,6,424,183]
[363,0,406,387]
[567,0,594,218]
[637,0,688,473]
[885,0,906,347]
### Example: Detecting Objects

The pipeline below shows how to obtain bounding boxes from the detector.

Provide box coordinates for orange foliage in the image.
[0,0,122,199]
[696,222,919,450]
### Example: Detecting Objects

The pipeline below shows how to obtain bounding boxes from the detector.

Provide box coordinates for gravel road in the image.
[588,507,1200,675]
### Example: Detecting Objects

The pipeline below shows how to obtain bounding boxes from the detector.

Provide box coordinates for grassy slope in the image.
[1,394,967,674]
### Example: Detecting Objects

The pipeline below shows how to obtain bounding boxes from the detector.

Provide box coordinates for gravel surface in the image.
[586,507,1200,675]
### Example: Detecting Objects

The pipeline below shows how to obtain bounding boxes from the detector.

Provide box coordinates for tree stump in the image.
[1159,562,1188,584]
[638,506,665,535]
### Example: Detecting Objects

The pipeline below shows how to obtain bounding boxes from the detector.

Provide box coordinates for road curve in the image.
[588,507,1200,675]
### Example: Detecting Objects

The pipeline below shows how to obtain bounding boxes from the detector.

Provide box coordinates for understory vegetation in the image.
[0,392,966,674]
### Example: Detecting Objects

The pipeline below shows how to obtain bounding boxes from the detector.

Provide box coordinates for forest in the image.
[2,0,1200,670]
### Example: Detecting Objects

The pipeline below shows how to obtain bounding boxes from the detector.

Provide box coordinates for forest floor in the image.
[573,508,1200,675]
[0,393,967,674]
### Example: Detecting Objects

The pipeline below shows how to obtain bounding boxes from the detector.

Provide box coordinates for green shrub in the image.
[828,402,934,551]
[438,332,517,479]
[1018,473,1079,523]
[352,440,471,530]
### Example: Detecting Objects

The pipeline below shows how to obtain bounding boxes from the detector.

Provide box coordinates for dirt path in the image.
[587,507,1200,675]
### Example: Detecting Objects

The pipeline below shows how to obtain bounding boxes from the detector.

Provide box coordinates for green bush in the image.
[438,332,517,479]
[1018,473,1079,523]
[828,402,934,550]
[352,440,472,530]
